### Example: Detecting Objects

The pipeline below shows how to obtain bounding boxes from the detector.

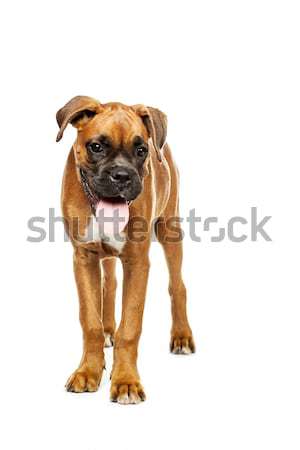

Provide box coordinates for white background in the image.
[1,1,299,449]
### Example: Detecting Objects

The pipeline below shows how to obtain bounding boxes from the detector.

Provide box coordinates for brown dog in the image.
[56,96,195,404]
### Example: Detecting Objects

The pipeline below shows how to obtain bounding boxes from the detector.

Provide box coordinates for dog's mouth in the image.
[80,168,137,235]
[95,196,130,235]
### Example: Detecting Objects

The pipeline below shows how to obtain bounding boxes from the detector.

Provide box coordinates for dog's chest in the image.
[83,215,126,253]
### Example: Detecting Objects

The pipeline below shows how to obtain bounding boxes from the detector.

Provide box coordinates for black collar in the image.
[79,168,98,215]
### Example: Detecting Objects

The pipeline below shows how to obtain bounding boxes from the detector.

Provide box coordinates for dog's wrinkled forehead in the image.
[77,104,148,148]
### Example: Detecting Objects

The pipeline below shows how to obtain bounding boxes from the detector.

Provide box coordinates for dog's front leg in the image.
[65,246,105,393]
[110,251,150,404]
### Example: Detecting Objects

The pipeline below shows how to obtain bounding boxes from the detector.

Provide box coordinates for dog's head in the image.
[56,96,167,206]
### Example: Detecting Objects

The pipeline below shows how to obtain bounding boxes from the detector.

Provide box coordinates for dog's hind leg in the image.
[154,145,195,354]
[101,258,117,347]
[156,219,195,354]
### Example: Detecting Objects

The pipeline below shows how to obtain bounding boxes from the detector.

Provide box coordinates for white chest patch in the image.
[82,215,126,253]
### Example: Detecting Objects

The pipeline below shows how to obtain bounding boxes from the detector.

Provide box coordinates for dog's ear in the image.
[56,96,102,142]
[132,105,167,161]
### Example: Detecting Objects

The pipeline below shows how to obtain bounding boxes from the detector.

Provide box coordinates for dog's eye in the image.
[87,142,104,153]
[136,147,148,157]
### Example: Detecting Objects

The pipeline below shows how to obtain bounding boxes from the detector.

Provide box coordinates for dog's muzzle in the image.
[80,164,143,235]
[92,165,142,202]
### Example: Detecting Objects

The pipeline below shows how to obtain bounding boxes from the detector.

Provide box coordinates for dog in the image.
[56,96,195,404]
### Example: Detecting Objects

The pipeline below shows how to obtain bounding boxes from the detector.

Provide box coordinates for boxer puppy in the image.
[56,96,195,404]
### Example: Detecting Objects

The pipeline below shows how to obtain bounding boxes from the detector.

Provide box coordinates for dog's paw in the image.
[170,335,195,355]
[65,367,103,393]
[110,381,146,404]
[104,332,114,348]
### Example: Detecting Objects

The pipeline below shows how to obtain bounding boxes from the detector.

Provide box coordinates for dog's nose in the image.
[110,168,131,184]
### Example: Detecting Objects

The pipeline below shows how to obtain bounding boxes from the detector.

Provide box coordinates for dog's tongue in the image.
[95,199,129,235]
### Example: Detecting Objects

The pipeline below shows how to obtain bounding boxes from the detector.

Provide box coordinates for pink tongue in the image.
[95,199,129,235]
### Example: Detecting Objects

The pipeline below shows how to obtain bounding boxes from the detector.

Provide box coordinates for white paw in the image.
[104,332,114,348]
[170,336,195,354]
